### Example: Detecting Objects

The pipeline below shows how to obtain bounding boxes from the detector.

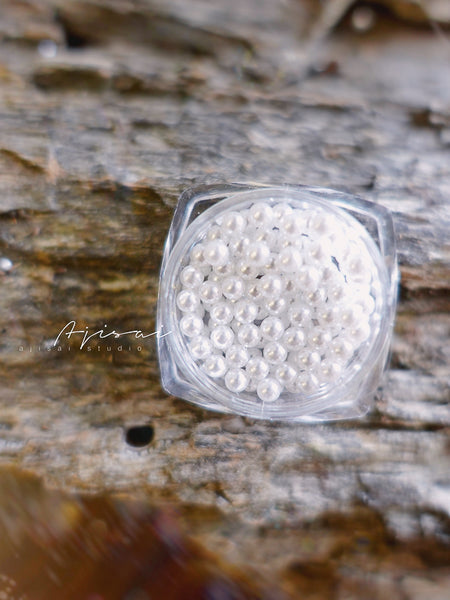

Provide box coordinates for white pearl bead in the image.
[234,299,259,323]
[257,377,282,403]
[237,323,260,347]
[258,274,284,298]
[203,240,229,267]
[349,321,371,344]
[291,350,321,369]
[317,360,343,383]
[203,354,227,378]
[180,265,204,288]
[263,341,287,364]
[213,262,234,277]
[199,281,222,305]
[180,314,204,338]
[209,301,233,325]
[177,289,200,313]
[260,317,284,341]
[228,236,250,257]
[205,225,222,241]
[222,276,245,300]
[274,363,297,385]
[246,281,264,302]
[282,327,306,351]
[189,335,213,360]
[220,211,247,237]
[248,202,273,228]
[330,338,354,364]
[189,243,208,267]
[275,246,303,273]
[297,266,321,293]
[308,329,332,350]
[245,356,270,380]
[225,344,250,368]
[339,304,364,328]
[235,260,259,280]
[265,297,287,316]
[280,212,306,238]
[225,368,248,393]
[272,202,293,220]
[245,241,271,267]
[288,303,312,328]
[290,372,320,394]
[316,306,340,329]
[210,325,234,351]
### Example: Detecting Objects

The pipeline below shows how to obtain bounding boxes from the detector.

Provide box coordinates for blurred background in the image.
[0,1,449,598]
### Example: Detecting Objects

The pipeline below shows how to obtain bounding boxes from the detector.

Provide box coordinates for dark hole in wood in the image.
[125,424,154,447]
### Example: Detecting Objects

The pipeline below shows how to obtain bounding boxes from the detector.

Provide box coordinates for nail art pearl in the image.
[177,289,200,313]
[276,247,303,273]
[204,240,229,266]
[282,327,306,351]
[225,368,248,393]
[257,377,282,402]
[221,211,247,236]
[258,274,284,297]
[265,297,287,316]
[199,281,222,305]
[246,357,270,380]
[189,335,213,360]
[248,202,273,228]
[260,317,284,341]
[180,314,204,338]
[234,299,259,323]
[180,265,204,288]
[237,323,260,347]
[263,342,287,364]
[246,241,271,266]
[226,344,250,368]
[222,276,245,300]
[210,325,234,351]
[274,363,297,386]
[203,354,227,378]
[209,301,233,325]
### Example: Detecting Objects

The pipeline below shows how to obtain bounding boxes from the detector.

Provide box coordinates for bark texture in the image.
[0,1,449,598]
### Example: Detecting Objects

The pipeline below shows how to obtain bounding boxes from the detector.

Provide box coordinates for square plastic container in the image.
[157,184,398,421]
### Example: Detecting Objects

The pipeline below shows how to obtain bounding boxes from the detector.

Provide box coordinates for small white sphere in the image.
[286,373,320,394]
[245,241,271,267]
[317,360,343,383]
[288,303,312,328]
[205,225,222,241]
[203,354,227,378]
[258,274,284,298]
[339,304,364,328]
[199,281,222,305]
[177,289,200,313]
[222,276,245,301]
[214,262,234,277]
[235,260,259,280]
[276,246,303,273]
[274,363,297,385]
[203,239,230,267]
[349,321,372,344]
[237,323,260,347]
[210,325,235,351]
[189,243,208,267]
[248,202,274,228]
[282,275,298,296]
[316,306,340,328]
[306,238,333,264]
[291,350,321,369]
[225,368,248,393]
[180,314,204,338]
[272,202,293,220]
[265,297,287,316]
[228,236,250,257]
[260,317,285,341]
[246,357,270,380]
[234,299,259,324]
[282,327,306,351]
[263,341,287,364]
[189,335,213,360]
[246,281,264,302]
[180,265,204,288]
[330,338,355,364]
[257,377,282,403]
[280,212,306,238]
[209,301,233,325]
[308,329,332,350]
[297,266,321,293]
[220,211,247,237]
[225,344,250,368]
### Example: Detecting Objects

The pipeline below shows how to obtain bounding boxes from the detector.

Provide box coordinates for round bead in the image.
[235,260,259,280]
[180,314,204,338]
[317,360,343,383]
[210,325,235,351]
[248,202,274,228]
[209,301,233,325]
[260,317,284,341]
[282,327,306,351]
[203,240,229,267]
[272,202,293,220]
[234,299,259,324]
[291,350,321,370]
[180,265,204,288]
[265,297,287,316]
[205,225,222,241]
[308,329,332,350]
[177,289,200,313]
[214,262,234,277]
[349,321,372,344]
[288,303,312,328]
[246,241,271,267]
[199,281,222,305]
[237,323,260,347]
[222,276,245,301]
[189,335,213,360]
[228,236,250,257]
[339,305,364,328]
[286,373,320,394]
[257,377,282,403]
[276,247,303,273]
[280,212,306,238]
[274,363,297,385]
[263,341,287,364]
[246,281,264,302]
[203,354,227,378]
[221,211,247,236]
[297,266,321,293]
[258,274,284,298]
[225,368,248,393]
[189,243,208,267]
[245,357,270,380]
[330,338,355,364]
[225,344,250,368]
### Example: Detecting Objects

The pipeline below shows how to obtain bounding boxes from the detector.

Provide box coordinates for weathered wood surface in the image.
[0,0,449,597]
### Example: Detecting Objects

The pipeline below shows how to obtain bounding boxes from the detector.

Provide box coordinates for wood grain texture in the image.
[0,1,449,598]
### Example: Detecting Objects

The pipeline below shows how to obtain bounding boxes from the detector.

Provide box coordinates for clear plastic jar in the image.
[157,184,398,421]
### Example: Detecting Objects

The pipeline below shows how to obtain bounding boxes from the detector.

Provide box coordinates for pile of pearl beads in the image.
[176,201,379,404]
